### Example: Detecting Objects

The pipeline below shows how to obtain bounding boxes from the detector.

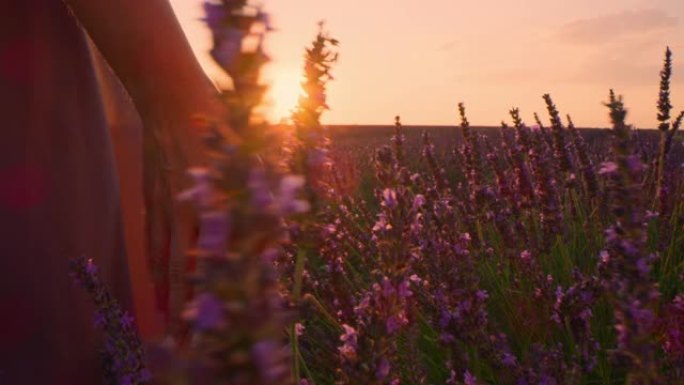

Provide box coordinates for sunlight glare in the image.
[265,72,304,123]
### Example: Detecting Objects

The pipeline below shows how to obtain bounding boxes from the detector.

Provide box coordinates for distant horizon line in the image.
[271,123,662,130]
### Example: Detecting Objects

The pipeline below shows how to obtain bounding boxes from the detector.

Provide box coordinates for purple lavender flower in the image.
[382,188,399,209]
[662,294,684,374]
[197,210,229,257]
[464,370,478,385]
[277,175,311,214]
[598,161,618,175]
[202,2,227,30]
[600,90,664,384]
[69,256,149,385]
[252,340,291,383]
[182,292,226,331]
[376,358,391,380]
[338,324,358,361]
[177,167,216,208]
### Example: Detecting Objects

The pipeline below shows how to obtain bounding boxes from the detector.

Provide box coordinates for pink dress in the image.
[0,0,160,382]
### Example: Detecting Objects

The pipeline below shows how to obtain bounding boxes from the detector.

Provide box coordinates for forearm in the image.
[63,0,214,119]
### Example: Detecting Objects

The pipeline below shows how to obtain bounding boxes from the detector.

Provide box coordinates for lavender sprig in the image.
[69,256,150,385]
[543,94,576,179]
[600,90,664,384]
[173,3,300,384]
[289,23,339,207]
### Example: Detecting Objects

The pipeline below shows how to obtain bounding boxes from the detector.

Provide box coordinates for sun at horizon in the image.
[263,70,305,123]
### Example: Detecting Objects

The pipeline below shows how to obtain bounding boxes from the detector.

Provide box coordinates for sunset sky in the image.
[169,0,684,128]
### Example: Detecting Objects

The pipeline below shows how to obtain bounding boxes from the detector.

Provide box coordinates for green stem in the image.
[297,343,317,385]
[293,249,306,300]
[303,293,343,329]
[655,130,667,211]
[291,248,307,383]
[290,324,301,384]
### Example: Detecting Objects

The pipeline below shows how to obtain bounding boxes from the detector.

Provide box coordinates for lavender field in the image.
[290,110,684,384]
[70,2,684,384]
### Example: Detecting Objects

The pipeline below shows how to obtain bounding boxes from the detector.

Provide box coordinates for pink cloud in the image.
[557,9,677,45]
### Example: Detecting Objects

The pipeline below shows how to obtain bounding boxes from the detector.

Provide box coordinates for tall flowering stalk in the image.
[655,47,674,213]
[143,0,275,338]
[69,256,150,385]
[534,111,553,148]
[526,118,563,245]
[333,120,424,384]
[567,115,599,200]
[458,103,490,247]
[651,48,684,232]
[600,90,663,384]
[282,24,339,384]
[486,134,523,248]
[171,2,305,384]
[551,270,603,375]
[664,110,684,157]
[509,108,537,207]
[543,94,576,181]
[142,3,272,333]
[657,48,674,133]
[458,103,484,203]
[289,23,339,206]
[422,131,449,192]
[205,0,272,134]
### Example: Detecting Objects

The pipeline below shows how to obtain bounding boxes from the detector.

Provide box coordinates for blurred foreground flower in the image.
[166,2,301,384]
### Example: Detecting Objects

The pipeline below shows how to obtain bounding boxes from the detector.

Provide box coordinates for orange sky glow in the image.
[170,0,684,128]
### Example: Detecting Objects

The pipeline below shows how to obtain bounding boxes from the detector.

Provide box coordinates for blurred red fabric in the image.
[0,1,162,383]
